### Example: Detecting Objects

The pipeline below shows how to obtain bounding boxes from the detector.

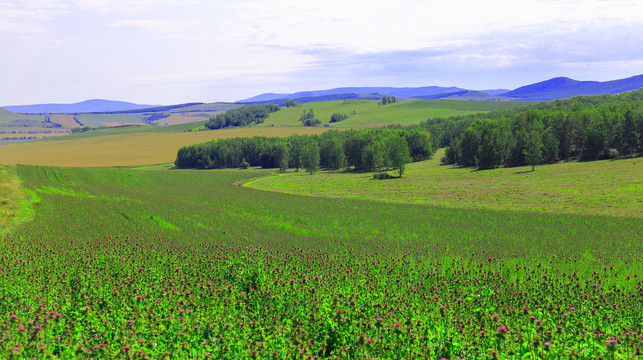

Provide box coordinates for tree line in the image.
[419,90,643,170]
[205,104,280,130]
[175,127,436,176]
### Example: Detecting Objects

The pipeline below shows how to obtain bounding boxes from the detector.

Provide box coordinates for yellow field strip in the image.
[0,127,329,167]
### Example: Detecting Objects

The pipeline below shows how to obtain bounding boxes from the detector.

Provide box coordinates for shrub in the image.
[372,172,394,180]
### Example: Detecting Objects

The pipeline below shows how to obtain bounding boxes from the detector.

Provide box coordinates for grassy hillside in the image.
[0,127,330,167]
[1,164,640,358]
[248,148,643,218]
[0,165,30,231]
[262,99,532,127]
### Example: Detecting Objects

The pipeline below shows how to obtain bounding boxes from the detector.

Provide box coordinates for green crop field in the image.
[0,162,641,358]
[0,165,28,231]
[261,99,533,128]
[248,148,643,218]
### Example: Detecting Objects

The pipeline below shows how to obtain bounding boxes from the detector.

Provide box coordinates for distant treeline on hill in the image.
[420,90,643,169]
[205,104,279,129]
[175,128,435,176]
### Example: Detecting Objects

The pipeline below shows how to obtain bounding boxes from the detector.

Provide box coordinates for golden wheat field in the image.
[0,127,329,167]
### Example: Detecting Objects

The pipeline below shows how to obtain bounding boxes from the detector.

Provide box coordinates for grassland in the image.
[249,149,643,218]
[0,165,25,230]
[262,99,533,128]
[0,165,640,358]
[0,126,330,167]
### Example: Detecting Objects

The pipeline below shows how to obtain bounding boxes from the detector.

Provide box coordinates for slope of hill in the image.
[238,86,466,103]
[260,99,532,128]
[500,74,643,101]
[248,148,643,218]
[3,99,160,114]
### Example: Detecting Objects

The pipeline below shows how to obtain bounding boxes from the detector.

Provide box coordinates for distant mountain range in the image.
[4,74,643,114]
[237,74,643,105]
[3,99,160,114]
[499,74,643,101]
[237,86,514,104]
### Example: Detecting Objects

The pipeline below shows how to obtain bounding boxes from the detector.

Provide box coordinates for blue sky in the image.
[1,0,642,105]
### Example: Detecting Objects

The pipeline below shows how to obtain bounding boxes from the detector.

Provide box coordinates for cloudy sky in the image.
[1,0,642,105]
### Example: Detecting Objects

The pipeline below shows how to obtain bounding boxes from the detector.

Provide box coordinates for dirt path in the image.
[232,176,269,187]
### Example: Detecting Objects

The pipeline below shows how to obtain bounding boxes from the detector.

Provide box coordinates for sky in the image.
[1,0,642,105]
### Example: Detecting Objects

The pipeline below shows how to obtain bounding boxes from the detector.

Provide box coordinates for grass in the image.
[0,165,34,234]
[262,99,533,128]
[248,148,643,218]
[0,126,330,167]
[0,164,640,358]
[0,165,22,229]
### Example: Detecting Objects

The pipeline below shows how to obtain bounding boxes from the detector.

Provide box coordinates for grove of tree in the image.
[175,127,436,176]
[205,104,280,130]
[423,90,643,169]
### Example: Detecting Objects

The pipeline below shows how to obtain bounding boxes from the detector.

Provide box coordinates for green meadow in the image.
[0,164,641,358]
[248,148,643,218]
[261,99,533,128]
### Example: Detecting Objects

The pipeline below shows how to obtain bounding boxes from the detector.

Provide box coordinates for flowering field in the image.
[1,165,642,358]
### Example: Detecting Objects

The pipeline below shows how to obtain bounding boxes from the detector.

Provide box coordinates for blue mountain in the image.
[3,99,160,114]
[238,86,469,103]
[500,74,643,101]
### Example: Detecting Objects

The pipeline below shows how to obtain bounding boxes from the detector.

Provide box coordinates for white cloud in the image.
[0,0,70,33]
[229,0,643,53]
[72,0,188,14]
[108,18,204,40]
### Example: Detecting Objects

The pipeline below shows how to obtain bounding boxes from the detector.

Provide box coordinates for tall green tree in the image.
[288,135,305,171]
[541,131,559,163]
[323,138,345,170]
[459,128,481,167]
[475,121,505,170]
[386,134,411,177]
[523,130,543,171]
[273,142,289,173]
[362,140,387,172]
[404,129,433,161]
[620,108,641,155]
[302,142,320,175]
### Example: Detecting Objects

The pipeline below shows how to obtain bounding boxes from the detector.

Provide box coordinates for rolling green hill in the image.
[261,99,533,128]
